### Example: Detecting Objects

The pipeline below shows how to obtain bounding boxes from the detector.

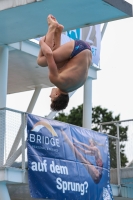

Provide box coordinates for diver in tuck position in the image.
[37,14,92,111]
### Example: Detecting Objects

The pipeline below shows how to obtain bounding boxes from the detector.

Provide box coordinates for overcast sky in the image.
[7,0,133,121]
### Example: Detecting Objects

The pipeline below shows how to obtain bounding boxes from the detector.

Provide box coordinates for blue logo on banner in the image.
[27,114,114,200]
[67,29,80,40]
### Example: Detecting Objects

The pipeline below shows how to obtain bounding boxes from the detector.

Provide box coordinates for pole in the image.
[83,78,92,129]
[0,46,8,166]
[116,123,121,196]
[0,46,8,108]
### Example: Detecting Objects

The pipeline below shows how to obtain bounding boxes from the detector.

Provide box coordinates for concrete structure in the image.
[0,0,132,45]
[0,0,133,199]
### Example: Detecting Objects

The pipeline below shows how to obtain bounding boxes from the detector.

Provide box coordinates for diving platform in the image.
[0,0,132,95]
[0,0,132,45]
[7,39,99,94]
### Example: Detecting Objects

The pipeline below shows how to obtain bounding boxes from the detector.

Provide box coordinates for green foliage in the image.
[55,105,83,126]
[54,105,128,167]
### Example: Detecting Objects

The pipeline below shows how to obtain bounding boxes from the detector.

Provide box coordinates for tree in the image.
[54,105,128,167]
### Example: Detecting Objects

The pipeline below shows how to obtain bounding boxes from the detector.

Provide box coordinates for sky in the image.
[7,0,133,121]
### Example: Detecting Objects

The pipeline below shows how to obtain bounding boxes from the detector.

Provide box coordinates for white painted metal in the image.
[27,86,42,113]
[47,110,58,119]
[82,23,108,129]
[7,85,42,164]
[0,46,8,168]
[101,23,108,39]
[111,184,120,197]
[7,86,42,161]
[7,122,24,161]
[83,78,92,129]
[82,63,99,129]
[9,40,39,57]
[21,113,26,172]
[5,141,27,167]
[116,123,122,196]
[0,167,26,183]
[0,111,6,166]
[0,182,10,200]
[0,46,8,108]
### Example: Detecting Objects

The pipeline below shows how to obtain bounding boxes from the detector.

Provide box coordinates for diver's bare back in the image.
[55,50,92,93]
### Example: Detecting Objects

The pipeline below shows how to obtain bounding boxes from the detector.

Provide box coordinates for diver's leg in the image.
[37,15,58,66]
[40,15,58,50]
[37,38,75,67]
[52,23,64,51]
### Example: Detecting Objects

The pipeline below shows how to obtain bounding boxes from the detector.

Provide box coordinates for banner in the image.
[27,114,114,200]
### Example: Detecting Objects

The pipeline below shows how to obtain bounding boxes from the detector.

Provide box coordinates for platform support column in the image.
[0,46,8,166]
[27,86,42,113]
[0,182,10,200]
[0,46,8,108]
[83,77,92,129]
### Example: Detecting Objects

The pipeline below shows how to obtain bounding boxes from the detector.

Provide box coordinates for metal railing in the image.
[0,108,119,170]
[0,108,133,194]
[0,108,119,169]
[100,119,133,167]
[0,107,26,170]
[100,119,133,196]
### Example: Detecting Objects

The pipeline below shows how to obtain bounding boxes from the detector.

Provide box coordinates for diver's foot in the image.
[47,14,58,28]
[56,24,64,33]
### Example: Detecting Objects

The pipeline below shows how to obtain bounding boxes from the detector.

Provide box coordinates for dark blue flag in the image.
[27,113,114,200]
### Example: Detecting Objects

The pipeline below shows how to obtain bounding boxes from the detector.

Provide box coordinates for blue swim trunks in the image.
[70,39,91,59]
